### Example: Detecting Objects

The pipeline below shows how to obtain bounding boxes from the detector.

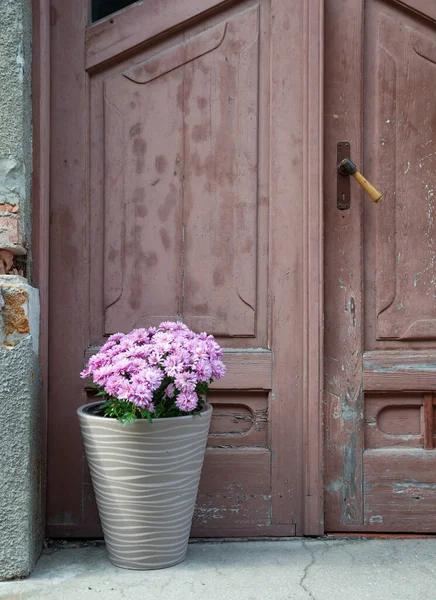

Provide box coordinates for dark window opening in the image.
[92,0,138,23]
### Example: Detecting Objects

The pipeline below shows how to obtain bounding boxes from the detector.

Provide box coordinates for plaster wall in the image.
[0,277,42,580]
[0,0,32,262]
[0,0,43,581]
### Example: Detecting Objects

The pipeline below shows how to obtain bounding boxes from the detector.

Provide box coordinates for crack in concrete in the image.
[299,540,347,600]
[299,541,317,600]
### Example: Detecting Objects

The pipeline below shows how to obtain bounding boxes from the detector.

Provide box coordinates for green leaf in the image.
[122,413,136,427]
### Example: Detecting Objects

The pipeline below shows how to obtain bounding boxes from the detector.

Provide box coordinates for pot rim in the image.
[77,400,212,421]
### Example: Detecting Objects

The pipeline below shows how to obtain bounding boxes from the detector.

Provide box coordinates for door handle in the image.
[338,158,383,204]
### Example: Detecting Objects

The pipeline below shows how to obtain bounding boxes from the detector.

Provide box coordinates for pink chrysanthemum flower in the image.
[175,371,198,393]
[104,375,125,397]
[93,364,114,386]
[176,391,199,412]
[159,321,175,331]
[117,379,132,400]
[144,366,164,389]
[155,341,173,355]
[192,359,213,382]
[163,354,184,377]
[164,383,175,399]
[113,357,132,375]
[107,332,125,344]
[148,351,163,366]
[128,329,151,345]
[130,383,153,407]
[211,360,226,379]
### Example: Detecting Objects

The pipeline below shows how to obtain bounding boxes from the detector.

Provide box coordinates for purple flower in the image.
[104,375,125,397]
[93,364,114,386]
[155,341,173,355]
[113,357,132,375]
[154,331,173,344]
[159,321,189,332]
[192,359,212,382]
[164,383,175,399]
[128,329,151,345]
[88,354,108,371]
[107,332,125,344]
[159,321,176,331]
[192,342,210,362]
[80,367,91,379]
[125,346,151,360]
[176,390,199,412]
[130,382,153,408]
[163,354,184,377]
[118,337,135,352]
[144,367,164,389]
[148,350,163,366]
[211,360,226,379]
[117,379,132,400]
[173,347,191,367]
[174,371,198,392]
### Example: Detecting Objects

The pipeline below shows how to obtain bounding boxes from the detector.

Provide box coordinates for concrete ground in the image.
[1,538,436,600]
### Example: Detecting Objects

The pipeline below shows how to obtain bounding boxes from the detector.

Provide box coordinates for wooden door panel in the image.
[93,8,260,337]
[365,6,436,341]
[324,0,436,532]
[363,351,436,390]
[193,448,271,532]
[89,4,267,348]
[85,0,241,70]
[364,449,436,531]
[364,393,423,450]
[364,392,436,449]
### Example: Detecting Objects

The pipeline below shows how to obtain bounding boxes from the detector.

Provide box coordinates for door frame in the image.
[32,0,324,536]
[32,0,50,533]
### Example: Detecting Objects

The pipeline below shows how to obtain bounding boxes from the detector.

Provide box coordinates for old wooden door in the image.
[47,0,323,537]
[325,0,436,531]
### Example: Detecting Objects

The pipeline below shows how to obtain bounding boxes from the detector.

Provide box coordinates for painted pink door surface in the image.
[47,0,323,537]
[325,0,436,531]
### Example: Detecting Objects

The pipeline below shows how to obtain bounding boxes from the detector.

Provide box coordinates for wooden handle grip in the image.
[352,170,383,203]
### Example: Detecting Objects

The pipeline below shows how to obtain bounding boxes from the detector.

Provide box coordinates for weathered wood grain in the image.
[47,0,90,536]
[323,0,365,530]
[364,393,423,450]
[363,352,436,391]
[270,0,305,532]
[192,448,271,535]
[423,394,434,450]
[207,392,268,448]
[32,0,50,542]
[302,0,324,536]
[85,0,234,71]
[364,449,436,530]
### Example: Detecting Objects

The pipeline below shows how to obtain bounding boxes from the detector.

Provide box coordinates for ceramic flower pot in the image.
[77,401,212,570]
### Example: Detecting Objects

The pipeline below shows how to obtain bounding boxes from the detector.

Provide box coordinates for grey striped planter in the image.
[77,401,212,570]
